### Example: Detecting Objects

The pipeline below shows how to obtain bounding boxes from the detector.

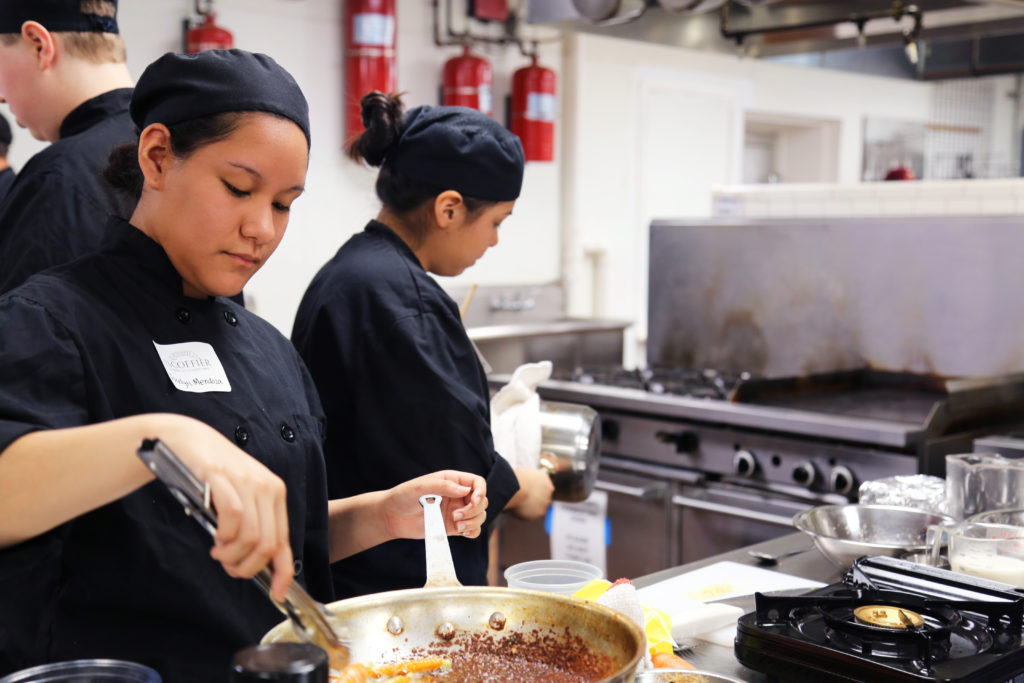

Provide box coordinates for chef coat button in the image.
[175,307,191,324]
[223,310,238,326]
[234,426,249,446]
[280,424,296,443]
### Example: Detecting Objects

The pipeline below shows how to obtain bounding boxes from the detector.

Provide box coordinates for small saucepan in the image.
[539,400,601,503]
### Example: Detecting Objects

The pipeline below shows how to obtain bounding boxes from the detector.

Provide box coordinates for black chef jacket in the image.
[292,220,520,599]
[0,89,137,295]
[0,167,14,201]
[0,218,332,681]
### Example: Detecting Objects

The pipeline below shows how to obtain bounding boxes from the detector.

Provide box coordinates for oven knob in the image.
[830,466,856,495]
[733,450,757,477]
[792,461,817,488]
[655,429,699,453]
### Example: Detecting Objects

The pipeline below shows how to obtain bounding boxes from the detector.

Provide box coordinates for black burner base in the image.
[734,557,1024,683]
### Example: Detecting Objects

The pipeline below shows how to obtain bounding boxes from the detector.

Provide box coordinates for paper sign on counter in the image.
[549,490,608,575]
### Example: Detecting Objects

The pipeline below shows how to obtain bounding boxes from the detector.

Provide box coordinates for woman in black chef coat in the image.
[292,93,553,600]
[0,51,486,681]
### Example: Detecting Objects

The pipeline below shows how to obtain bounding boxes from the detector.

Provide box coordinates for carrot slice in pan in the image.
[651,651,697,669]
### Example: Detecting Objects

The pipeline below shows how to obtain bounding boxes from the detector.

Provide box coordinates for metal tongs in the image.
[136,438,348,663]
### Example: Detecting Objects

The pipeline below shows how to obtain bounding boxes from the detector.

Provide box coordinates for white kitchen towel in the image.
[490,360,552,469]
[596,579,654,671]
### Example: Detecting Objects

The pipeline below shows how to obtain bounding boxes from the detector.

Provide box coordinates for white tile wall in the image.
[711,179,1024,218]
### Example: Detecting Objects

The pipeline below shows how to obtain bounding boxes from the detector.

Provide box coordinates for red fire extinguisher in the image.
[510,56,556,162]
[442,46,492,116]
[344,0,397,142]
[185,11,233,54]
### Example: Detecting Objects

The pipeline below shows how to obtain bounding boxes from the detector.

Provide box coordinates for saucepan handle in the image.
[420,494,463,588]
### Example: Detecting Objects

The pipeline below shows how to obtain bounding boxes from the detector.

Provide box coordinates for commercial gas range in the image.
[495,215,1024,581]
[492,366,1024,581]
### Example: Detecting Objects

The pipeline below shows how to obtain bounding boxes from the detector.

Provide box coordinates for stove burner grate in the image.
[562,366,752,400]
[737,558,1024,682]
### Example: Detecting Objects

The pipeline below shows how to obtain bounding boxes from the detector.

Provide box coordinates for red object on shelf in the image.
[884,165,916,180]
[470,0,509,22]
[510,56,556,162]
[344,0,397,142]
[442,46,493,116]
[185,12,233,53]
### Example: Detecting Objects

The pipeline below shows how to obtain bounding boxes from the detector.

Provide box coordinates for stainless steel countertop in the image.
[633,532,844,681]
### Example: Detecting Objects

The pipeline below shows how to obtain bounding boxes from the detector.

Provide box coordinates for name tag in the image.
[153,341,232,393]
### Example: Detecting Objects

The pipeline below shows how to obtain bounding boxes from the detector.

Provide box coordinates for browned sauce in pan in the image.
[409,628,616,682]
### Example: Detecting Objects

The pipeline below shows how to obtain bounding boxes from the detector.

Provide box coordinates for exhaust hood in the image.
[528,0,1024,78]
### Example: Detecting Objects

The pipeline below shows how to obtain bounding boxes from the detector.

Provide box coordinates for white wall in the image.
[560,32,934,366]
[6,7,1007,356]
[2,0,562,335]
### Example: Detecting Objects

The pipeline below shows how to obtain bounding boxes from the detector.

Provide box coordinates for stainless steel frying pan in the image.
[263,495,645,681]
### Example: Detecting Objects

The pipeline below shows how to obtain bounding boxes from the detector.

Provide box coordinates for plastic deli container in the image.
[504,559,603,595]
[0,660,162,683]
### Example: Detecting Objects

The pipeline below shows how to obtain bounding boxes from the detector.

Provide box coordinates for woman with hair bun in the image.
[0,53,487,681]
[292,92,554,600]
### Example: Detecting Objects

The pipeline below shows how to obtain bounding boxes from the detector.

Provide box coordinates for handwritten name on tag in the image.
[153,341,232,393]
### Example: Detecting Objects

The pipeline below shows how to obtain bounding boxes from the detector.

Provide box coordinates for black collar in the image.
[365,219,424,270]
[59,88,133,140]
[101,216,198,300]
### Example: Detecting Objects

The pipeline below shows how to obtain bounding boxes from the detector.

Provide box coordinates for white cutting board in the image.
[637,560,826,606]
[636,561,826,641]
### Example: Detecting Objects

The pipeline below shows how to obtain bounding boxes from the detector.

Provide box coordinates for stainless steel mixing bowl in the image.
[793,504,955,569]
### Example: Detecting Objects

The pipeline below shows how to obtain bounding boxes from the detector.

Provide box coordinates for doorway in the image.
[743,113,840,184]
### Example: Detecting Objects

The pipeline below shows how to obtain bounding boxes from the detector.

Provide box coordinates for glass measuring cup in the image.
[929,519,1024,587]
[945,452,1024,520]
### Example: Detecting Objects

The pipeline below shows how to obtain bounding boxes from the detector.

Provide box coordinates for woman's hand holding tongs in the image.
[159,416,294,601]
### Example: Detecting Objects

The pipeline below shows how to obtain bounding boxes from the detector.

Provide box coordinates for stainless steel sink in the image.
[467,318,631,374]
[468,318,631,341]
[445,282,631,374]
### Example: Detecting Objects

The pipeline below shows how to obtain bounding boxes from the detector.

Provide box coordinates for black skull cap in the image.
[0,0,119,34]
[389,105,524,202]
[131,49,311,147]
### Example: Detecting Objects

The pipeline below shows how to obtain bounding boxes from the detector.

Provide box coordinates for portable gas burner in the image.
[735,556,1024,682]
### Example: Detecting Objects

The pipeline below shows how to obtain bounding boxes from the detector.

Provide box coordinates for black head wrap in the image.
[130,49,311,147]
[0,114,11,146]
[0,0,119,34]
[389,106,524,202]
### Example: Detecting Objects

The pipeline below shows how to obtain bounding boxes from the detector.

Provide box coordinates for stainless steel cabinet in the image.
[672,481,810,564]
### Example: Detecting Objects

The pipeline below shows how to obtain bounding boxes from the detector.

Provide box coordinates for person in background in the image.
[0,113,14,199]
[0,0,136,293]
[292,93,553,600]
[0,50,487,682]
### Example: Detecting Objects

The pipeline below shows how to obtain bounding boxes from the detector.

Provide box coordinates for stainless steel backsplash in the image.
[647,215,1024,378]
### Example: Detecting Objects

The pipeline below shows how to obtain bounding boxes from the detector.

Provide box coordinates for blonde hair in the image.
[0,1,126,64]
[56,1,125,64]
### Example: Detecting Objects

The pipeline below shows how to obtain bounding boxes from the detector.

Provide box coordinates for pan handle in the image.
[420,494,463,588]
